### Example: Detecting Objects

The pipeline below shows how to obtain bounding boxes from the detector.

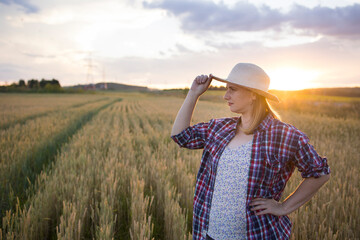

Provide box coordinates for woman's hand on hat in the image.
[189,74,213,97]
[249,198,287,216]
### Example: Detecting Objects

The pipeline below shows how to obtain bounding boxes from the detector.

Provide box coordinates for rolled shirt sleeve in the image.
[293,135,330,178]
[171,121,210,149]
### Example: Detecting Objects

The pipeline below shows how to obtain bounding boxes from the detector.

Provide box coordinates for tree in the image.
[28,79,39,89]
[44,83,63,92]
[40,79,47,88]
[19,79,26,87]
[39,79,61,89]
[51,79,61,87]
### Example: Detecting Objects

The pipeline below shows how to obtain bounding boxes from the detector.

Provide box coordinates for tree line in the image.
[1,79,64,93]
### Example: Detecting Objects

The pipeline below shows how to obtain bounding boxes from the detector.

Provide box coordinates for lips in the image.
[228,102,233,106]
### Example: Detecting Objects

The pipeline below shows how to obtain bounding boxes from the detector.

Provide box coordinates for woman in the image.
[171,63,330,240]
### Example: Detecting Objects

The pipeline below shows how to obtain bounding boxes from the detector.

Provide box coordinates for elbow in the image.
[171,130,179,137]
[324,173,330,181]
[170,128,177,137]
[171,126,182,137]
[320,173,330,183]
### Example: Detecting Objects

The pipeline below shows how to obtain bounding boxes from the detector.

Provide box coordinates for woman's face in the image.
[223,83,256,114]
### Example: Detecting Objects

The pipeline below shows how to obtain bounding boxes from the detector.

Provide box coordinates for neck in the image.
[240,114,252,129]
[239,109,254,130]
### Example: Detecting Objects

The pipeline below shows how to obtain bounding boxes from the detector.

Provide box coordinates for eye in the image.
[226,85,237,91]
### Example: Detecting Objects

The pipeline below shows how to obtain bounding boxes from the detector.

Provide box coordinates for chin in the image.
[229,106,245,114]
[229,107,240,114]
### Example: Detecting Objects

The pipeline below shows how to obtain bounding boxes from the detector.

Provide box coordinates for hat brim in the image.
[211,75,280,103]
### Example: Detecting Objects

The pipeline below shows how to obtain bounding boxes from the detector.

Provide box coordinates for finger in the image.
[197,75,202,84]
[252,198,266,201]
[249,200,266,206]
[250,205,266,211]
[195,76,201,84]
[204,76,209,84]
[250,199,262,204]
[255,209,270,216]
[201,75,207,83]
[250,198,268,203]
[206,77,212,85]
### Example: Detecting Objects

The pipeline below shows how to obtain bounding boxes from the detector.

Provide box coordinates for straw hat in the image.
[211,63,279,102]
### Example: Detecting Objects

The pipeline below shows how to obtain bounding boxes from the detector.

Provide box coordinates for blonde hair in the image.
[240,94,281,135]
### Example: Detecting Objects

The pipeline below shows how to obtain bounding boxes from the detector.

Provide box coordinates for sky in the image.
[0,0,360,90]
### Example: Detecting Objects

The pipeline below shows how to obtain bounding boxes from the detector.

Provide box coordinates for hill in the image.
[270,87,360,98]
[67,82,150,92]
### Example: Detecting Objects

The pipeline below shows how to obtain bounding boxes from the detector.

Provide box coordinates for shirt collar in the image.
[232,112,274,133]
[254,112,274,133]
[229,117,240,131]
[231,113,274,132]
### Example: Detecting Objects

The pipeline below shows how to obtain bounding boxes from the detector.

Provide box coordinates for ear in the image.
[250,92,257,101]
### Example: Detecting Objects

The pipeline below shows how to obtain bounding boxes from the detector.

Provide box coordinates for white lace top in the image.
[207,139,252,240]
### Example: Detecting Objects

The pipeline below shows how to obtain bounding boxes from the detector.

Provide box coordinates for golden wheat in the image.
[0,92,358,239]
[0,93,108,127]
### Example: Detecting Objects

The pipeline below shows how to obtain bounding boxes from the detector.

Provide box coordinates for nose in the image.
[224,89,230,100]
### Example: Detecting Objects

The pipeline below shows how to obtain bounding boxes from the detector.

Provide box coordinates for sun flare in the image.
[268,68,321,90]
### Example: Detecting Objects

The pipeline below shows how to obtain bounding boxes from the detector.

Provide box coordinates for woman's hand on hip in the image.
[249,198,287,216]
[189,74,213,97]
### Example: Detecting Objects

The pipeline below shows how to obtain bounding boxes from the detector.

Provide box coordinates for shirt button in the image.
[202,229,207,236]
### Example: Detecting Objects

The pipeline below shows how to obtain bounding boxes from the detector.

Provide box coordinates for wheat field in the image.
[0,92,359,240]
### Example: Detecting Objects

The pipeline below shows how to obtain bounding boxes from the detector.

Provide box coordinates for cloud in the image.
[143,0,360,37]
[144,0,284,32]
[2,37,359,88]
[288,4,360,36]
[22,53,56,59]
[0,0,39,13]
[97,37,360,89]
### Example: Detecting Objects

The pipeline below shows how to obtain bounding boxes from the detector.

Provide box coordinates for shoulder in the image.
[209,117,238,128]
[266,118,309,143]
[210,116,238,124]
[205,117,237,135]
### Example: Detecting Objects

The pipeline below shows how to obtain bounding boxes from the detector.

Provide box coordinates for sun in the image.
[268,68,321,90]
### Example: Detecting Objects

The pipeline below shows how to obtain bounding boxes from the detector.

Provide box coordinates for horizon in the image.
[2,79,360,92]
[65,81,360,91]
[1,0,360,90]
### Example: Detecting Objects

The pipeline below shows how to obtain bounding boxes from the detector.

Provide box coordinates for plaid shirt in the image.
[171,113,330,240]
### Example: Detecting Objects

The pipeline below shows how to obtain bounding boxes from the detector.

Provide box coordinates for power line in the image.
[85,52,96,90]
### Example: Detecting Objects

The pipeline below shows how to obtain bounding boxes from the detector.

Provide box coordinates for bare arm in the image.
[249,174,330,216]
[281,174,330,215]
[171,74,212,136]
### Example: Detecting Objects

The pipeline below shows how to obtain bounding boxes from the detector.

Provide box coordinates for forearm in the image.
[282,174,330,215]
[171,90,200,136]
